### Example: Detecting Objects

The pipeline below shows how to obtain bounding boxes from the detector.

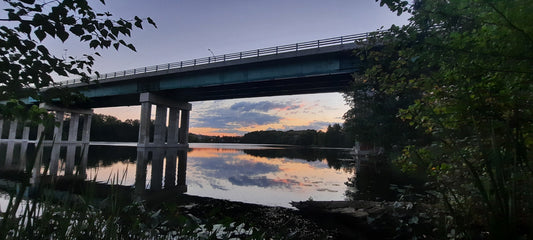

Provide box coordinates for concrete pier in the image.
[36,104,93,176]
[138,92,191,148]
[39,104,93,144]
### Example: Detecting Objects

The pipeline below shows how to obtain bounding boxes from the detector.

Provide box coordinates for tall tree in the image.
[343,36,426,152]
[0,0,155,122]
[358,0,533,238]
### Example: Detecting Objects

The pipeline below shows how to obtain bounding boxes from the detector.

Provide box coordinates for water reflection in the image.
[0,142,355,208]
[134,147,187,196]
[185,145,355,207]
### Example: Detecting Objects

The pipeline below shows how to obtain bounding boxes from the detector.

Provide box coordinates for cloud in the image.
[189,96,347,136]
[193,110,281,129]
[230,101,300,112]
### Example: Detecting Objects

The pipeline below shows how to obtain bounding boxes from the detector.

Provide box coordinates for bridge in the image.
[59,31,372,106]
[2,31,378,159]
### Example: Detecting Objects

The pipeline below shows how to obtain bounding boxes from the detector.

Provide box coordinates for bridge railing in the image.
[60,30,385,85]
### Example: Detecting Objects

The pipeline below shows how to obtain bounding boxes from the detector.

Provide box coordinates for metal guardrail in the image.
[60,30,384,86]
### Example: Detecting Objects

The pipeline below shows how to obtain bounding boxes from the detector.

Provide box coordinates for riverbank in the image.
[146,193,437,239]
[155,194,371,239]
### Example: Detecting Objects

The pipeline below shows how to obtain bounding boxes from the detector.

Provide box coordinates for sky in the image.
[47,0,409,136]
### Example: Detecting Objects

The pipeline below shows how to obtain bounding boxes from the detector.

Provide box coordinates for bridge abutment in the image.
[39,104,93,176]
[41,104,93,144]
[138,92,191,148]
[0,104,92,176]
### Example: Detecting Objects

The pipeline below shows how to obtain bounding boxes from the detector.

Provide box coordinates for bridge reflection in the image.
[135,147,188,196]
[0,142,188,199]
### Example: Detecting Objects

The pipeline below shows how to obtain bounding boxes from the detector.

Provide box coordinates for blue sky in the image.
[48,0,408,136]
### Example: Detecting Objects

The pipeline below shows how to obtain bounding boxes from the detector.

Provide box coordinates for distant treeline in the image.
[85,114,352,147]
[240,124,353,147]
[91,114,140,142]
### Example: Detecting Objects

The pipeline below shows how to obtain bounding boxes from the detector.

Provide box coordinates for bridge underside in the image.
[82,72,353,108]
[63,45,358,108]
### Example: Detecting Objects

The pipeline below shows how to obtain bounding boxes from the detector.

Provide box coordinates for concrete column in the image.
[153,105,168,146]
[65,144,76,175]
[167,107,179,146]
[4,120,17,167]
[53,111,64,143]
[165,148,177,188]
[179,110,190,144]
[49,144,61,175]
[31,144,43,183]
[177,150,187,188]
[82,114,92,143]
[138,92,191,147]
[138,102,152,146]
[151,148,165,190]
[79,144,89,177]
[0,119,3,139]
[5,141,14,167]
[36,124,45,142]
[68,113,80,143]
[19,141,28,171]
[8,120,18,140]
[22,125,30,142]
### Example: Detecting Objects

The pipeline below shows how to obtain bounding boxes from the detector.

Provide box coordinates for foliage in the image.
[1,189,261,239]
[0,0,155,123]
[359,0,533,238]
[343,34,428,151]
[90,114,139,142]
[241,124,353,147]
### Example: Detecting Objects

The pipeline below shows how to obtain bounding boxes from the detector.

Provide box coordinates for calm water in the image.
[0,142,356,208]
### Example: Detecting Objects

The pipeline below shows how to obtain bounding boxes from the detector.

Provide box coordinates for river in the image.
[0,142,356,208]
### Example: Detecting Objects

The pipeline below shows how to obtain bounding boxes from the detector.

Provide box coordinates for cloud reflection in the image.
[194,158,280,179]
[228,175,300,188]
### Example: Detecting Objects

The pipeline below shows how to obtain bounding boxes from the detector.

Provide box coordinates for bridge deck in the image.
[51,32,384,108]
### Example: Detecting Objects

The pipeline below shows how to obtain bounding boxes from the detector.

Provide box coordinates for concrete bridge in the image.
[2,31,379,153]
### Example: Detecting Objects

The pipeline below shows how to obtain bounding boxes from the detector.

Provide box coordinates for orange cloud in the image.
[190,127,241,137]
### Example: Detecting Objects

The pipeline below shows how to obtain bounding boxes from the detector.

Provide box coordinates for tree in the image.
[359,0,533,238]
[343,38,427,152]
[0,0,156,122]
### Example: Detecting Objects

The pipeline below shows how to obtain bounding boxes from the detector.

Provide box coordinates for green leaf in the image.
[18,22,32,35]
[8,12,21,21]
[55,67,68,76]
[126,43,136,52]
[57,30,69,42]
[42,23,55,36]
[63,16,76,25]
[34,28,46,41]
[134,20,143,29]
[147,17,157,28]
[89,40,99,49]
[32,14,46,26]
[36,45,49,55]
[104,20,113,29]
[23,40,36,50]
[81,35,92,41]
[70,25,84,36]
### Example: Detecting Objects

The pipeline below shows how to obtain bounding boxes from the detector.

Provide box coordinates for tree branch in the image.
[483,0,533,44]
